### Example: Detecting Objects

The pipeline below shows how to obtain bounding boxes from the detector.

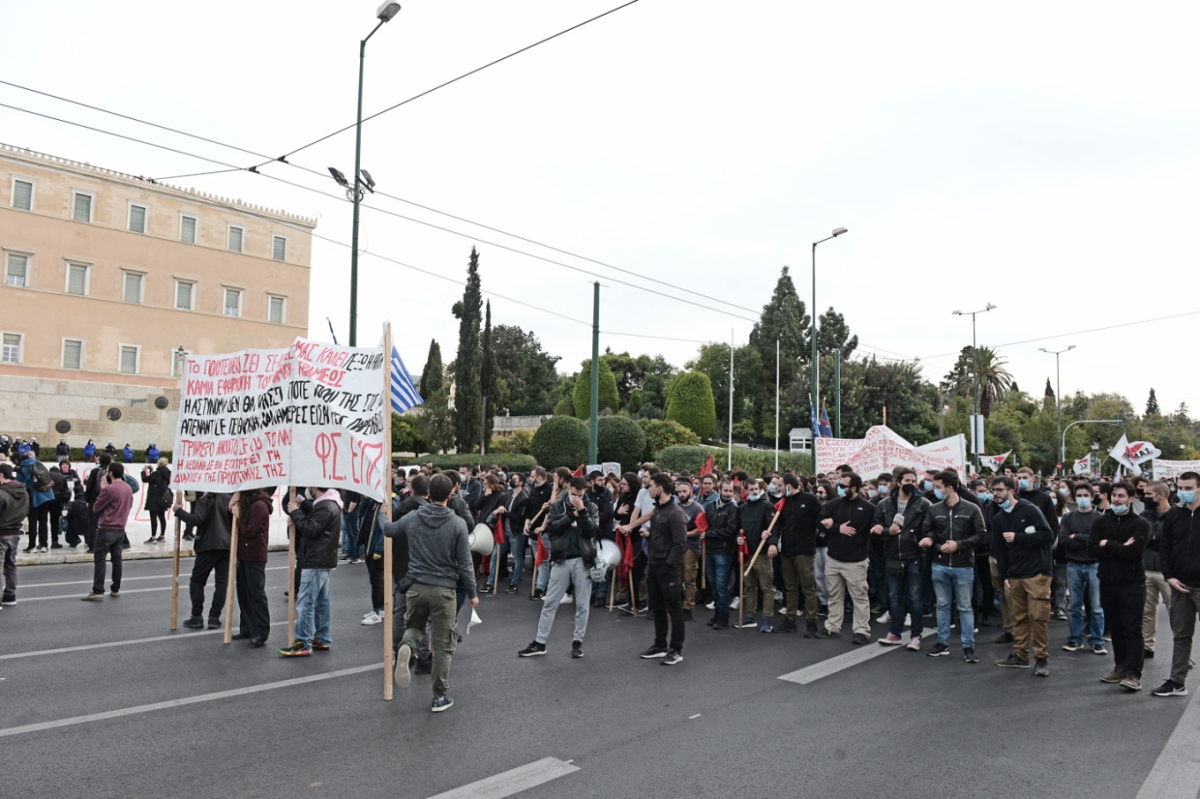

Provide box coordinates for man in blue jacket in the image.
[16,444,54,553]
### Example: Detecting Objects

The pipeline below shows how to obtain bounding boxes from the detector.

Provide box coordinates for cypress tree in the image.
[481,301,500,447]
[419,339,443,399]
[452,247,483,452]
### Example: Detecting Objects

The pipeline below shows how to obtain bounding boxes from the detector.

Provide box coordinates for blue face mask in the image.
[933,489,946,501]
[1112,503,1129,515]
[785,488,793,497]
[998,497,1012,510]
[1179,491,1197,505]
[837,486,847,498]
[977,492,993,503]
[747,492,762,502]
[922,480,933,492]
[1018,479,1031,492]
[1076,497,1092,511]
[878,486,889,496]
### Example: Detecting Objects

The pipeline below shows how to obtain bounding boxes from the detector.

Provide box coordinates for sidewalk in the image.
[16,517,292,567]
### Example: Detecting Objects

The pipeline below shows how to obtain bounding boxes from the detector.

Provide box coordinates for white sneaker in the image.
[362,611,375,620]
[876,611,891,624]
[904,614,912,628]
[705,601,716,610]
[37,547,47,554]
[559,594,573,605]
[361,612,383,625]
[731,597,740,610]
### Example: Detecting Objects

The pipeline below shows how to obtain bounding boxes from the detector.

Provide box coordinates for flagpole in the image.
[774,338,780,472]
[728,329,734,472]
[383,322,394,701]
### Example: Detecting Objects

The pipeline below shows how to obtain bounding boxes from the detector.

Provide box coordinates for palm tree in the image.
[953,346,1013,417]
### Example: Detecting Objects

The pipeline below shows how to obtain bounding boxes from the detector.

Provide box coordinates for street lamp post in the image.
[952,304,996,471]
[811,227,848,470]
[342,1,400,346]
[1039,345,1076,475]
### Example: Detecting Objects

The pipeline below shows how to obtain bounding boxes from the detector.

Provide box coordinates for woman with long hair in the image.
[234,487,272,646]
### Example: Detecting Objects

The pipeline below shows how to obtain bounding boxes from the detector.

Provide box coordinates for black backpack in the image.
[28,460,54,493]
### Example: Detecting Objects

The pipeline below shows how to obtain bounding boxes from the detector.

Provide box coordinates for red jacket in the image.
[238,493,273,563]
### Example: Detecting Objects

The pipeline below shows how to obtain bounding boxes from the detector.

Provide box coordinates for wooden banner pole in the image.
[737,549,744,629]
[287,487,296,644]
[743,511,782,578]
[609,566,617,613]
[700,539,706,590]
[223,515,239,644]
[170,490,183,630]
[383,322,395,701]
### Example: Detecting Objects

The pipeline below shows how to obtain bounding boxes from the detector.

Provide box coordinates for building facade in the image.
[0,145,316,449]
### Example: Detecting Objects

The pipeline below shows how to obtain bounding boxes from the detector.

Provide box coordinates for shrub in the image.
[597,415,646,473]
[395,453,537,471]
[392,414,427,456]
[553,396,575,416]
[530,415,590,469]
[655,445,811,476]
[639,418,701,460]
[626,389,643,416]
[572,360,619,419]
[490,429,534,455]
[665,371,717,440]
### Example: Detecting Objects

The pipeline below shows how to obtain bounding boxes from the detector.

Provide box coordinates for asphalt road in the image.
[2,557,1197,799]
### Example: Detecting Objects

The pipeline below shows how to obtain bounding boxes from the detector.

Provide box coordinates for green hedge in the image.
[572,360,619,419]
[394,453,537,471]
[597,415,645,474]
[37,447,173,464]
[639,418,700,460]
[655,445,811,477]
[530,415,589,470]
[665,371,717,439]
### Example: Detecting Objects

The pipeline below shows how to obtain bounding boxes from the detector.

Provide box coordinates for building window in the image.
[1,333,21,364]
[123,271,144,303]
[268,295,286,324]
[228,225,244,253]
[180,214,197,244]
[272,235,287,261]
[66,263,89,296]
[119,345,139,374]
[72,191,93,223]
[129,203,147,234]
[223,288,242,318]
[11,179,33,211]
[4,253,27,287]
[62,339,83,370]
[175,280,194,311]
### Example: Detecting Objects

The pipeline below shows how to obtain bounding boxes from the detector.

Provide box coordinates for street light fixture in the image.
[332,2,401,346]
[1039,345,1076,474]
[811,227,848,469]
[952,304,996,470]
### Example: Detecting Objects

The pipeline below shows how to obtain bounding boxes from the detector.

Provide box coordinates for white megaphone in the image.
[596,539,621,568]
[469,523,494,556]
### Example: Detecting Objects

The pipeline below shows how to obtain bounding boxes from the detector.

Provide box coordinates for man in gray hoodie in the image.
[393,474,477,713]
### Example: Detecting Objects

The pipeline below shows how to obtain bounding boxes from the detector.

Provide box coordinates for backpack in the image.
[28,460,54,492]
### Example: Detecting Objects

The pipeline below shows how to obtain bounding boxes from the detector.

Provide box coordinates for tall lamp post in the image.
[952,303,996,471]
[811,227,848,470]
[332,1,401,346]
[1039,345,1076,475]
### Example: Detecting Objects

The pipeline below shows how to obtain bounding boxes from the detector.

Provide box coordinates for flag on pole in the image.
[389,346,424,414]
[572,465,585,478]
[617,533,635,581]
[979,450,1013,472]
[819,404,834,438]
[493,515,506,546]
[811,400,833,438]
[1109,434,1161,472]
[1073,456,1092,475]
[699,456,714,478]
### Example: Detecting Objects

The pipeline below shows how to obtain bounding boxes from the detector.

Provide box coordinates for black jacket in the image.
[526,481,554,531]
[289,498,341,570]
[175,493,233,554]
[1059,510,1099,564]
[1160,505,1200,587]
[0,481,29,534]
[647,497,687,569]
[704,498,739,555]
[777,491,820,556]
[922,498,987,568]
[1141,506,1169,573]
[589,485,614,539]
[818,495,882,564]
[545,493,599,566]
[141,466,173,513]
[1087,511,1149,587]
[1019,489,1061,536]
[991,499,1054,580]
[388,494,427,581]
[877,493,932,564]
[737,497,777,548]
[471,490,505,526]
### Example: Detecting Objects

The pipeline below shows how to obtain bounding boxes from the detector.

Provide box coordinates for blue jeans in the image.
[294,568,332,646]
[508,533,528,587]
[341,509,362,559]
[1067,562,1105,646]
[536,532,551,592]
[931,563,975,648]
[886,560,924,638]
[705,551,732,616]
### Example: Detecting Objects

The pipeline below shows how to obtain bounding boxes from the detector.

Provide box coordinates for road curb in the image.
[16,542,290,567]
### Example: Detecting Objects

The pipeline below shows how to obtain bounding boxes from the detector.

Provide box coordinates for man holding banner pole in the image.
[280,488,342,657]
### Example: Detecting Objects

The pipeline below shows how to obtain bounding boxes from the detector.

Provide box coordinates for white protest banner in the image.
[173,338,389,502]
[1153,460,1200,481]
[816,426,968,480]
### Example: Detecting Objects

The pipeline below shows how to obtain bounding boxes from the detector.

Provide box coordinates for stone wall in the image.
[0,374,179,447]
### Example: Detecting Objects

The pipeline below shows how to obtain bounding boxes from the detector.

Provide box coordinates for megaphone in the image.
[596,539,621,568]
[469,523,494,556]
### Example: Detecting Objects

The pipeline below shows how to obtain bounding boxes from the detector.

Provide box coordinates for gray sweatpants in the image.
[536,557,592,644]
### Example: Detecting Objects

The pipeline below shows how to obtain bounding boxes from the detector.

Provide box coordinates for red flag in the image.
[534,534,549,571]
[617,533,635,581]
[494,516,506,545]
[481,554,491,577]
[774,497,786,513]
[738,538,750,558]
[699,456,714,478]
[573,465,584,477]
[695,512,708,534]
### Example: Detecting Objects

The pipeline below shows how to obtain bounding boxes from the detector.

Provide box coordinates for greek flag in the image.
[390,346,424,414]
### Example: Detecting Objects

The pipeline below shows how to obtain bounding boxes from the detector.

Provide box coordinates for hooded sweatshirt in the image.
[0,481,30,534]
[394,502,475,598]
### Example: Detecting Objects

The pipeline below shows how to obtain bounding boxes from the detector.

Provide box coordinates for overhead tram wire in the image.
[0,100,761,324]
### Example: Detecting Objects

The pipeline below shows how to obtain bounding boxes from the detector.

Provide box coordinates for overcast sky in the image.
[6,1,1199,418]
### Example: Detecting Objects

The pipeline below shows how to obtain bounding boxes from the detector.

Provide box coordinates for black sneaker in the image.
[534,588,546,599]
[1144,649,1155,659]
[706,614,718,627]
[994,631,1014,644]
[640,646,668,659]
[804,621,818,638]
[817,604,829,617]
[207,618,221,630]
[1034,658,1050,677]
[661,650,683,666]
[996,653,1030,668]
[431,695,454,713]
[711,614,729,630]
[964,647,979,663]
[682,610,693,622]
[518,641,547,658]
[852,633,871,645]
[927,642,951,657]
[1152,680,1189,697]
[413,658,432,675]
[777,620,799,634]
[505,585,518,595]
[182,616,204,629]
[571,640,584,659]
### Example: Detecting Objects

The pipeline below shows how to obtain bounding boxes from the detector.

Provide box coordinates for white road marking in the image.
[0,621,288,661]
[688,714,702,719]
[777,631,935,685]
[424,757,580,799]
[0,664,378,738]
[20,565,288,589]
[1135,691,1200,799]
[21,587,173,602]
